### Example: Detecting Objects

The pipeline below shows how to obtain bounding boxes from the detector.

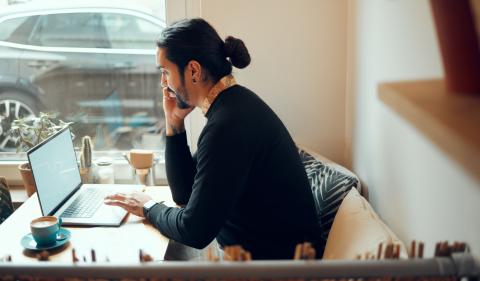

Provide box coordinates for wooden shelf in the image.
[378,79,480,181]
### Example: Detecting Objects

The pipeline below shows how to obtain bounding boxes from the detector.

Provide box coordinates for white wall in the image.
[186,0,480,256]
[348,0,480,255]
[199,0,348,164]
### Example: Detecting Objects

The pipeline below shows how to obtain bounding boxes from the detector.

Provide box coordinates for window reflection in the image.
[0,2,166,154]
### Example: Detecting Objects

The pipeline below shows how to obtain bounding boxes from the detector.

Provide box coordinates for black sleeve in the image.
[165,132,197,205]
[148,124,252,249]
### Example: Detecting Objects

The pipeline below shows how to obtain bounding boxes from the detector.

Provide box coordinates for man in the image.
[104,18,321,260]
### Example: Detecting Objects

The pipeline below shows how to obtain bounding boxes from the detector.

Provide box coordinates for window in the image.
[0,0,176,186]
[0,7,166,153]
[103,13,160,49]
[30,13,108,48]
[0,15,38,44]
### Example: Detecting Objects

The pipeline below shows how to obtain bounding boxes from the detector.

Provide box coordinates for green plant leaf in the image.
[7,111,73,152]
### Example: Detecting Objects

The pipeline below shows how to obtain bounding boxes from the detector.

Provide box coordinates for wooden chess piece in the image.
[91,249,96,262]
[139,249,153,262]
[294,242,316,260]
[37,250,49,261]
[72,248,79,263]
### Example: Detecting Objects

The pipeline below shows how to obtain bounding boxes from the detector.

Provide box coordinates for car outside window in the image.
[0,4,167,184]
[0,17,27,41]
[0,15,38,44]
[102,13,160,49]
[30,13,108,48]
[0,0,181,187]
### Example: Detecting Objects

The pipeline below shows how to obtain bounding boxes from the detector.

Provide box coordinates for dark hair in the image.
[156,18,251,82]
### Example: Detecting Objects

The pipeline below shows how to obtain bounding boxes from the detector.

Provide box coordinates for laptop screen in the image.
[28,127,81,216]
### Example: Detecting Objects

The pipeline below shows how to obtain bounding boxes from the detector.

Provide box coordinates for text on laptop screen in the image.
[29,128,81,215]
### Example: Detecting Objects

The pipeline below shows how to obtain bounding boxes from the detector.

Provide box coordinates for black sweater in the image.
[147,85,321,259]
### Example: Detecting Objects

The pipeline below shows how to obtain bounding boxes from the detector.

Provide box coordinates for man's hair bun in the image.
[224,36,251,69]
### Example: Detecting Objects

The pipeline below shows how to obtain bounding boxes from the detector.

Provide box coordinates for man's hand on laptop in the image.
[104,191,152,218]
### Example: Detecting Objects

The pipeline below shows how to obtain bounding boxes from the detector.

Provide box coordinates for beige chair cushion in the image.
[323,187,408,259]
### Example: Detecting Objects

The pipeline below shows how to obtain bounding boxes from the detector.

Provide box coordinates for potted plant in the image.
[9,112,72,197]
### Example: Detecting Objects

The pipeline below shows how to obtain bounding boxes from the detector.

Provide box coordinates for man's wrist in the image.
[166,120,185,136]
[143,200,160,217]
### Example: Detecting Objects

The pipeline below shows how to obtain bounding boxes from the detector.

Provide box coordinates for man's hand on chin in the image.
[104,191,153,218]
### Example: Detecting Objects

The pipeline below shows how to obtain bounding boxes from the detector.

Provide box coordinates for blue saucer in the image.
[21,228,71,251]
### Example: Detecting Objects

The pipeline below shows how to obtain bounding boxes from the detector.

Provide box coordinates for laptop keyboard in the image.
[61,189,107,218]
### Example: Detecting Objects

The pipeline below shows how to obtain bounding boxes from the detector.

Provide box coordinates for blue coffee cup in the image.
[30,216,62,246]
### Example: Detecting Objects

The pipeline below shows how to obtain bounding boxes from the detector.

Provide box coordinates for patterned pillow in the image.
[299,149,361,247]
[0,177,14,225]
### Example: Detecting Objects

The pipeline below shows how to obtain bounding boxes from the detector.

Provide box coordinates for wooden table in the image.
[0,186,174,263]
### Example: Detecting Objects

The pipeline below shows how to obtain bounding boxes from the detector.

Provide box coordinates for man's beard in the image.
[167,84,191,109]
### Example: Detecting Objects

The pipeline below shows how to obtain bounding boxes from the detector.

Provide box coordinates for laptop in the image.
[27,126,143,226]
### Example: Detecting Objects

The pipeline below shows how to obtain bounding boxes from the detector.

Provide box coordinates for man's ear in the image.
[187,60,202,83]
